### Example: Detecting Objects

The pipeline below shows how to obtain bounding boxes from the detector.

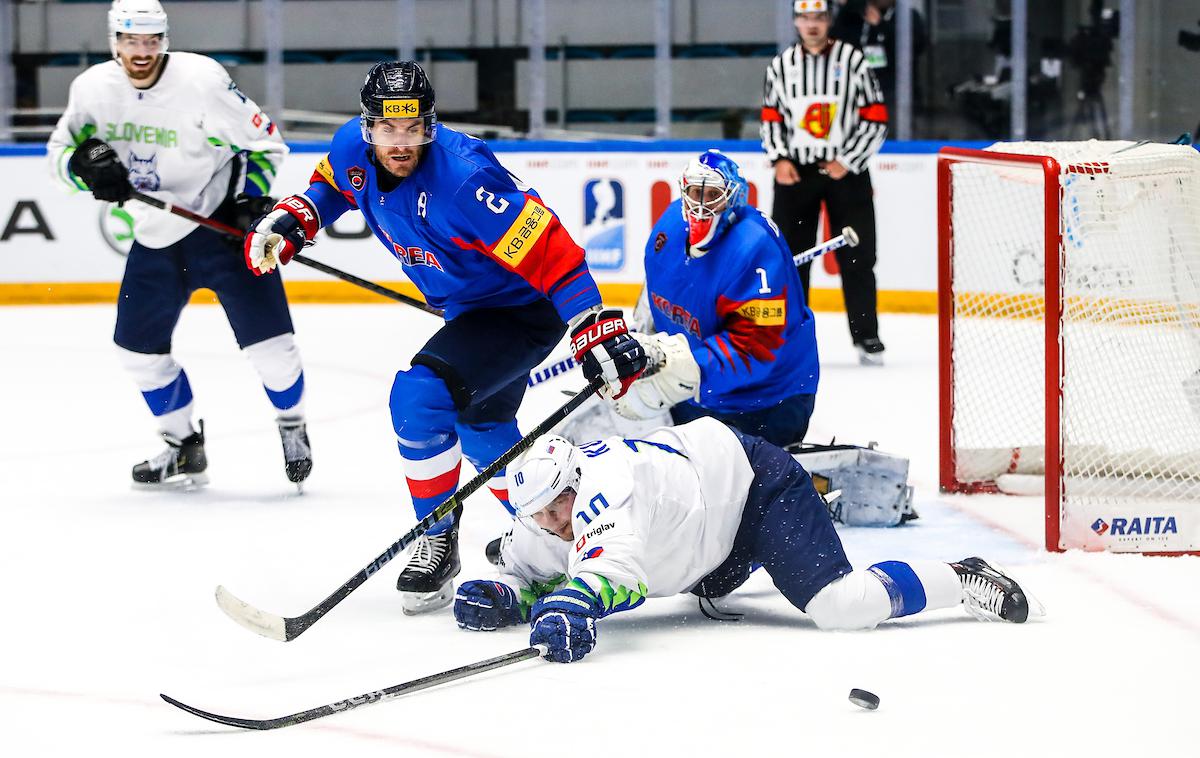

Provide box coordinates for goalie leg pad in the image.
[791,443,918,527]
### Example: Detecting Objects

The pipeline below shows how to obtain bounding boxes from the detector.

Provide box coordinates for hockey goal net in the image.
[938,140,1200,554]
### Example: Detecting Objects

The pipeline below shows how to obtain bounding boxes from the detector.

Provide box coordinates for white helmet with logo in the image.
[507,434,582,518]
[108,0,170,59]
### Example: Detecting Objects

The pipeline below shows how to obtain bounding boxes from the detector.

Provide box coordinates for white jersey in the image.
[497,417,756,602]
[47,53,287,248]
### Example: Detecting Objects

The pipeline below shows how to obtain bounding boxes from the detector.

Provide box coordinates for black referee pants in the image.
[771,162,879,344]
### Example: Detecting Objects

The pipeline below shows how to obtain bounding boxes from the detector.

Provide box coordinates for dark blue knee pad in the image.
[390,364,457,448]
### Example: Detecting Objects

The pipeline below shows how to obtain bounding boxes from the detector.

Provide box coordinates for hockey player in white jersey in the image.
[46,0,311,489]
[454,418,1038,662]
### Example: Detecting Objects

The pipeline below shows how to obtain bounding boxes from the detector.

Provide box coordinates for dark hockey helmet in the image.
[360,61,438,147]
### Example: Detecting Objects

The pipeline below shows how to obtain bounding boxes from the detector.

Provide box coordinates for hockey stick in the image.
[161,644,547,730]
[525,227,860,389]
[216,375,606,641]
[128,191,443,317]
[792,225,859,267]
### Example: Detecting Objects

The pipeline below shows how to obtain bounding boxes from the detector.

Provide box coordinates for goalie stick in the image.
[161,645,547,730]
[216,375,606,641]
[129,191,444,317]
[525,226,859,388]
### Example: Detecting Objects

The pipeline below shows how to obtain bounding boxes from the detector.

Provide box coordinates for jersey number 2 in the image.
[475,187,510,215]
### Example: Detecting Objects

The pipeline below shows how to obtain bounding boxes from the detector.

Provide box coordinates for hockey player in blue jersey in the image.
[243,61,646,614]
[614,150,820,447]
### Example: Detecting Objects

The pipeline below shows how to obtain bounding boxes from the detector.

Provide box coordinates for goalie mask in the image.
[507,435,582,519]
[360,61,438,147]
[679,150,748,258]
[108,0,169,60]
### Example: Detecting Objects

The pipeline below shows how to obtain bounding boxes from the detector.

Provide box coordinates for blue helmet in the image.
[678,150,749,257]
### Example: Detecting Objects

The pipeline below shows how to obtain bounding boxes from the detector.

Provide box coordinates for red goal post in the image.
[937,142,1200,555]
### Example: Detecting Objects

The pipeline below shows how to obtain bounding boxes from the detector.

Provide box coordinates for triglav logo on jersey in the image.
[99,203,135,257]
[800,102,838,140]
[583,179,624,271]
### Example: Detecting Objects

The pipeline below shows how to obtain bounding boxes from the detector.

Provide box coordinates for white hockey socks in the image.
[116,346,196,440]
[805,560,962,631]
[243,333,306,420]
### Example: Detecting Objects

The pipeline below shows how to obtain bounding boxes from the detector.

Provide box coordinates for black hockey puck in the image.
[848,688,880,710]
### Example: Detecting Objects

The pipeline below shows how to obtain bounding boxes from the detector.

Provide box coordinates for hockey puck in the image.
[848,688,880,710]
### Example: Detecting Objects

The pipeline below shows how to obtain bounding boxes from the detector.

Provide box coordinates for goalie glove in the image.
[243,195,319,276]
[613,332,700,420]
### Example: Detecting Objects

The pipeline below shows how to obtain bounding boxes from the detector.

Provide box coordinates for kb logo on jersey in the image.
[382,99,419,117]
[800,102,838,140]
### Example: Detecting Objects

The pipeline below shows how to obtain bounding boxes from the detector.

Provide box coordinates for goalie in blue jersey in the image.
[243,61,646,615]
[613,150,820,447]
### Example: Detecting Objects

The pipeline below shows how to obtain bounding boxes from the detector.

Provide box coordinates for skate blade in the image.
[399,584,455,616]
[133,472,210,492]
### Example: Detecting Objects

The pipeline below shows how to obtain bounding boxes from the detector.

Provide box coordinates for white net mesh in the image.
[946,140,1200,552]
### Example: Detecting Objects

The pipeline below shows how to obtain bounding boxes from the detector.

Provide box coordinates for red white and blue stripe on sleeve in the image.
[693,291,789,398]
[450,178,602,323]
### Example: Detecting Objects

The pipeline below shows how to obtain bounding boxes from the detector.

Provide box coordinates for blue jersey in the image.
[644,200,819,412]
[300,119,601,322]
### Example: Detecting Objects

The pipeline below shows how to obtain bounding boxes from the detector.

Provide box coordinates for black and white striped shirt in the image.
[760,39,888,173]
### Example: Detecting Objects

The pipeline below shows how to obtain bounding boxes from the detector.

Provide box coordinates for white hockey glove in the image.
[613,332,700,420]
[243,195,319,276]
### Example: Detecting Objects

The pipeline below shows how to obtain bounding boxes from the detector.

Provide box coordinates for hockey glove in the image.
[569,308,648,400]
[528,586,602,663]
[613,332,701,420]
[232,193,276,233]
[454,580,526,631]
[68,138,132,203]
[244,195,319,276]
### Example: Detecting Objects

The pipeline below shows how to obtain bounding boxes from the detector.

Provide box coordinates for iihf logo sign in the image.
[583,179,625,271]
[1091,518,1110,536]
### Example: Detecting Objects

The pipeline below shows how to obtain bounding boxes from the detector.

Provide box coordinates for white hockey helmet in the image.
[507,434,582,518]
[108,0,170,59]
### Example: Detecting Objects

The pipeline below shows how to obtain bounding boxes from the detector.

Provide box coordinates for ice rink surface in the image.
[2,302,1196,757]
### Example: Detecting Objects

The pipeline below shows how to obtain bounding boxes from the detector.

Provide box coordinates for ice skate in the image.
[277,419,312,491]
[485,536,503,566]
[396,521,460,615]
[855,337,886,366]
[132,420,208,490]
[952,557,1040,623]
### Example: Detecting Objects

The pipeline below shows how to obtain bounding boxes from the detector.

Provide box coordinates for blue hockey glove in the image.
[454,580,525,631]
[569,308,648,400]
[528,585,602,663]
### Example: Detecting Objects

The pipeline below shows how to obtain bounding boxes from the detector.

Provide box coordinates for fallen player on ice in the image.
[453,417,1042,663]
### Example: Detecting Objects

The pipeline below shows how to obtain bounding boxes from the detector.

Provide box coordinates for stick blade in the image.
[160,693,281,730]
[215,585,289,641]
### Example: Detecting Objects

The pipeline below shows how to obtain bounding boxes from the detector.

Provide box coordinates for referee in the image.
[762,0,889,365]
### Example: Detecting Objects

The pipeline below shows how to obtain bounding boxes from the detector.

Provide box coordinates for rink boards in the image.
[0,140,961,310]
